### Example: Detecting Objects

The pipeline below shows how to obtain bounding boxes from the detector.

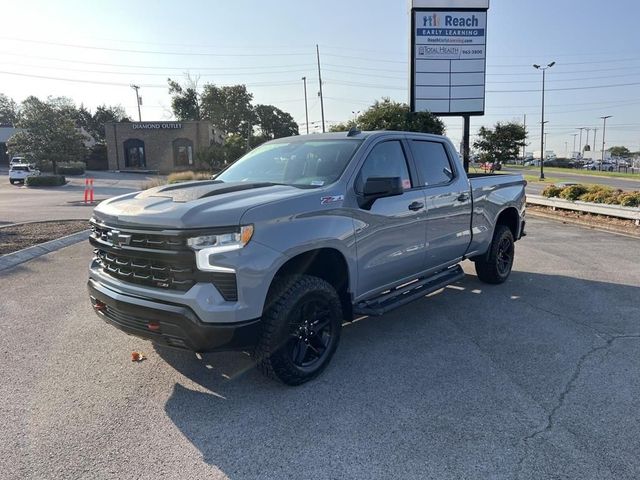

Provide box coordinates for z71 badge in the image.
[320,195,344,205]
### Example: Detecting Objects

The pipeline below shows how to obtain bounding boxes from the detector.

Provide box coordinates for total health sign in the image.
[410,0,489,115]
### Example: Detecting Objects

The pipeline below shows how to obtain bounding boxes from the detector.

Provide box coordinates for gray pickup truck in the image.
[88,130,525,385]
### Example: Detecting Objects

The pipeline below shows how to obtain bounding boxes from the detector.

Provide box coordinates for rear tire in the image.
[255,275,342,386]
[474,225,515,284]
[9,180,14,185]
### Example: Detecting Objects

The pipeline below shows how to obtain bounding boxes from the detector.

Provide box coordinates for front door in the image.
[353,139,428,298]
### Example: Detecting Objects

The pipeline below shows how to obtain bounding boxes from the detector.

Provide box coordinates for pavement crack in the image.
[515,334,640,477]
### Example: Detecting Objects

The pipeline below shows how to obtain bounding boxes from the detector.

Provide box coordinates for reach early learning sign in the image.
[410,1,489,116]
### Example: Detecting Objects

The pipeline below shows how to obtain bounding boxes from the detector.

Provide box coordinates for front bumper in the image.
[88,279,261,352]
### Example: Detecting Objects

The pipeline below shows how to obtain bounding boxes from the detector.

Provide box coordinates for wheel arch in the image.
[265,247,352,320]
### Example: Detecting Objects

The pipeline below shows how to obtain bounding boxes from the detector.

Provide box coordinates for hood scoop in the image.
[136,180,279,203]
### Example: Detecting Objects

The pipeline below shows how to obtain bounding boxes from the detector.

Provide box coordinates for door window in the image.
[356,140,412,193]
[409,140,454,186]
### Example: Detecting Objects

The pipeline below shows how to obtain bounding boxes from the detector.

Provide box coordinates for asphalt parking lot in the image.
[1,216,639,479]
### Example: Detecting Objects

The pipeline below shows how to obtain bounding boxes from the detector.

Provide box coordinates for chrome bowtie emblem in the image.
[107,229,131,247]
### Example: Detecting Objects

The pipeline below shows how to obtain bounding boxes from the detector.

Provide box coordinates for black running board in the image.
[353,265,465,316]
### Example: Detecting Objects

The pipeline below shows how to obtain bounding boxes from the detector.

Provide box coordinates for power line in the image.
[0,36,312,57]
[0,70,302,88]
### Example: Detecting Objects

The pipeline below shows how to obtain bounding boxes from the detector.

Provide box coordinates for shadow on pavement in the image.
[158,269,640,479]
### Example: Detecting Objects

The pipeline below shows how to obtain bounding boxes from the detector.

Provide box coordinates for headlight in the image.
[187,225,254,272]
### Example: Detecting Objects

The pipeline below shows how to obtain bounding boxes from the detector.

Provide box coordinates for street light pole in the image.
[130,84,142,122]
[601,115,612,162]
[572,133,578,158]
[301,76,309,135]
[533,61,555,180]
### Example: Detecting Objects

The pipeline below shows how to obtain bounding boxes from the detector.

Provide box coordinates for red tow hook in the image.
[147,322,161,332]
[93,299,107,312]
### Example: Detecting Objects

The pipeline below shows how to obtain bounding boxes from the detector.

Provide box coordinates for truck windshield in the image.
[216,139,362,187]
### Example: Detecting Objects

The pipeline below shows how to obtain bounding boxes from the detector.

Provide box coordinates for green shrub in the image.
[167,171,211,184]
[542,185,563,198]
[578,185,614,203]
[559,184,588,201]
[619,192,640,207]
[25,175,66,186]
[35,160,86,175]
[57,162,86,175]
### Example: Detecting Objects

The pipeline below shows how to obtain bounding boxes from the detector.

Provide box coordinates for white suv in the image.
[9,164,39,184]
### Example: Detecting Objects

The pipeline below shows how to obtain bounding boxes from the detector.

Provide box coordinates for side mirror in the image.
[359,176,404,209]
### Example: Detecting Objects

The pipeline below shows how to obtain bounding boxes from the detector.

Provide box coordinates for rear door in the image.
[407,138,472,270]
[353,139,428,297]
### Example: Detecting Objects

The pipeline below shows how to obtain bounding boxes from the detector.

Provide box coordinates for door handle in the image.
[408,201,424,211]
[457,193,469,202]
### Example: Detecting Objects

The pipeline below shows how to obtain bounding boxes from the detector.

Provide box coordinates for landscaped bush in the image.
[167,171,212,184]
[57,162,86,175]
[542,183,640,207]
[619,192,640,207]
[559,185,588,201]
[25,175,66,186]
[541,185,563,198]
[36,160,86,175]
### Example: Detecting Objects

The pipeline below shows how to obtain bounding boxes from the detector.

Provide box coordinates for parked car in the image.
[9,164,39,184]
[9,156,27,167]
[543,159,575,168]
[88,131,526,385]
[582,162,597,170]
[600,162,615,172]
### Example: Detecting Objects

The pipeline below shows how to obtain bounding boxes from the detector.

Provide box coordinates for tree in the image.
[77,104,129,143]
[0,93,20,126]
[168,76,201,121]
[473,122,527,163]
[608,146,631,158]
[253,104,299,140]
[201,84,255,136]
[330,98,445,135]
[8,96,86,173]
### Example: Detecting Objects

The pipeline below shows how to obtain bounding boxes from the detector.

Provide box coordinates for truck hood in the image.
[92,180,308,229]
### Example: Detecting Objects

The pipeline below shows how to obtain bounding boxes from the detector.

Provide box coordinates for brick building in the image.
[105,121,223,173]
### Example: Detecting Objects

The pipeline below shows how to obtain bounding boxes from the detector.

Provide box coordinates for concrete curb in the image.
[0,229,91,272]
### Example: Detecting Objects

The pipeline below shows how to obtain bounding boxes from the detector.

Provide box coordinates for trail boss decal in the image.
[320,195,344,205]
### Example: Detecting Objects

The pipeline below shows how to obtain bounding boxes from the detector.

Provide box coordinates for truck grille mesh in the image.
[90,221,238,301]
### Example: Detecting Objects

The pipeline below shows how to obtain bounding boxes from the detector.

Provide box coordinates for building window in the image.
[123,139,146,168]
[173,138,194,167]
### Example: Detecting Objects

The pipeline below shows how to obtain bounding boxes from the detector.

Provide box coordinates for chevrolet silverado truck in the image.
[88,131,525,385]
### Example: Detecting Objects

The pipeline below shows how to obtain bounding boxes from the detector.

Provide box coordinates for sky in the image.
[1,0,640,157]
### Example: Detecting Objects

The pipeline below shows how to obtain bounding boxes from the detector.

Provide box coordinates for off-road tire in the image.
[255,275,342,386]
[474,224,515,284]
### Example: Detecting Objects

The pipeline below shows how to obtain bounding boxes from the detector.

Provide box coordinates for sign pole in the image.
[462,115,470,173]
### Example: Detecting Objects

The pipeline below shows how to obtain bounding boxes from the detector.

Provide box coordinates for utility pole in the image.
[592,128,597,161]
[601,115,612,162]
[301,76,309,135]
[572,133,578,159]
[316,44,326,133]
[522,113,527,159]
[577,127,585,158]
[130,84,142,121]
[585,128,590,153]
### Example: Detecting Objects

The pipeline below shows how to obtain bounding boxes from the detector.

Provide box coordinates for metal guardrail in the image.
[527,194,640,225]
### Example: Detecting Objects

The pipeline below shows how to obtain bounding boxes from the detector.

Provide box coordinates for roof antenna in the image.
[347,126,360,137]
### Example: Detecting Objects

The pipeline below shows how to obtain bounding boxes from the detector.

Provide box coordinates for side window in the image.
[409,140,454,186]
[356,140,412,193]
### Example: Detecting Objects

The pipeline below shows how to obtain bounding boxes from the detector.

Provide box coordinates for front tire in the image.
[255,275,342,386]
[474,225,515,284]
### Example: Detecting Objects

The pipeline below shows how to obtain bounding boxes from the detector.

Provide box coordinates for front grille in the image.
[96,250,196,291]
[90,220,238,301]
[91,224,186,251]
